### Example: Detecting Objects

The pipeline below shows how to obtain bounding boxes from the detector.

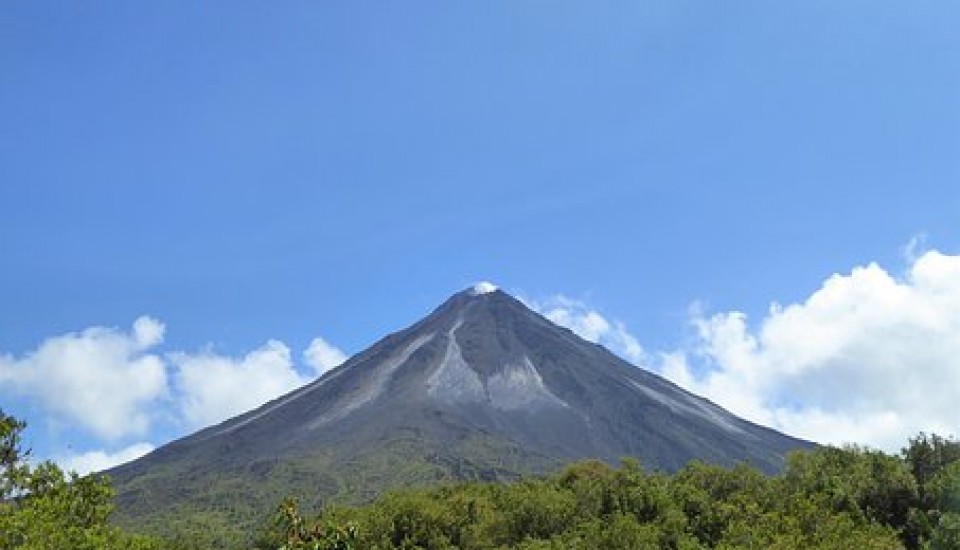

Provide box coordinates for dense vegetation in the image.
[0,411,167,549]
[110,433,553,549]
[3,409,960,549]
[259,434,960,550]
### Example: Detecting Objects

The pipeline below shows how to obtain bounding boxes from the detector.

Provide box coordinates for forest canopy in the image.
[2,409,959,549]
[260,433,960,550]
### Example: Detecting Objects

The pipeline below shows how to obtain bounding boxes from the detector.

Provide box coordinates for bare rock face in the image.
[108,286,813,535]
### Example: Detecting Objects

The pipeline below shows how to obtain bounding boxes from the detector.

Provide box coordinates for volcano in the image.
[108,284,812,539]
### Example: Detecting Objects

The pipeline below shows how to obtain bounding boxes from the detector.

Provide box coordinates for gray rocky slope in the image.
[108,286,812,530]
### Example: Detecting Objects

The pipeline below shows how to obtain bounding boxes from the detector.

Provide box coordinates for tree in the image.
[901,433,960,547]
[928,513,960,550]
[783,445,918,531]
[0,413,28,501]
[0,409,168,550]
[257,498,358,550]
[902,433,960,492]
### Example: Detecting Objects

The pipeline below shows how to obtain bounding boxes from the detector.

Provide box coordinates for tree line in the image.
[2,408,959,549]
[259,434,960,550]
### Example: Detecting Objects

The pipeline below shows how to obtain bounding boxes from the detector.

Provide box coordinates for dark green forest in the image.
[3,410,959,549]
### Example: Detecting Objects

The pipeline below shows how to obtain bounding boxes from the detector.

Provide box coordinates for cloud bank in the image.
[0,317,168,440]
[662,249,960,451]
[530,249,960,452]
[0,318,344,469]
[172,340,310,429]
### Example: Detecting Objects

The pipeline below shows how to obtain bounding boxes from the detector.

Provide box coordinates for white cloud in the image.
[172,340,310,429]
[525,252,960,452]
[58,442,155,476]
[1,315,348,458]
[0,317,168,441]
[529,295,647,365]
[471,281,499,295]
[303,337,347,376]
[662,249,960,451]
[133,316,165,347]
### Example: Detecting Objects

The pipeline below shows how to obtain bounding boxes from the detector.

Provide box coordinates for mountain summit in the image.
[109,285,812,538]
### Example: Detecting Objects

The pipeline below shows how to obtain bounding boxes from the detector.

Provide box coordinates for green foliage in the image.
[899,433,960,547]
[0,409,170,550]
[927,512,960,550]
[256,497,358,550]
[902,433,960,492]
[926,462,960,514]
[112,434,551,547]
[256,446,933,549]
[0,413,28,502]
[8,406,956,550]
[783,445,918,529]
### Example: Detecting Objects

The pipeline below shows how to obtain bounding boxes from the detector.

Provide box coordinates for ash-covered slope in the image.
[109,285,812,539]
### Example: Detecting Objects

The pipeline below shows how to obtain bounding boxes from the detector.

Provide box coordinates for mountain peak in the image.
[469,281,499,295]
[109,283,813,534]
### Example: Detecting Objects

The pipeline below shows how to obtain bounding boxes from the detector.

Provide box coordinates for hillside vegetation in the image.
[258,434,960,550]
[3,409,959,549]
[106,289,812,546]
[0,411,166,549]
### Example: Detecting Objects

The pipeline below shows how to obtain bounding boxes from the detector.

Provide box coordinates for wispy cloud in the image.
[526,295,647,365]
[58,442,155,475]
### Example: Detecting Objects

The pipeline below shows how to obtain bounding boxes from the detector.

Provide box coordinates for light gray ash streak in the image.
[214,368,347,436]
[488,356,568,410]
[624,377,748,436]
[425,319,485,404]
[306,332,435,429]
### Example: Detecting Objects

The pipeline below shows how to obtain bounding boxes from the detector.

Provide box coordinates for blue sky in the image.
[2,1,959,471]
